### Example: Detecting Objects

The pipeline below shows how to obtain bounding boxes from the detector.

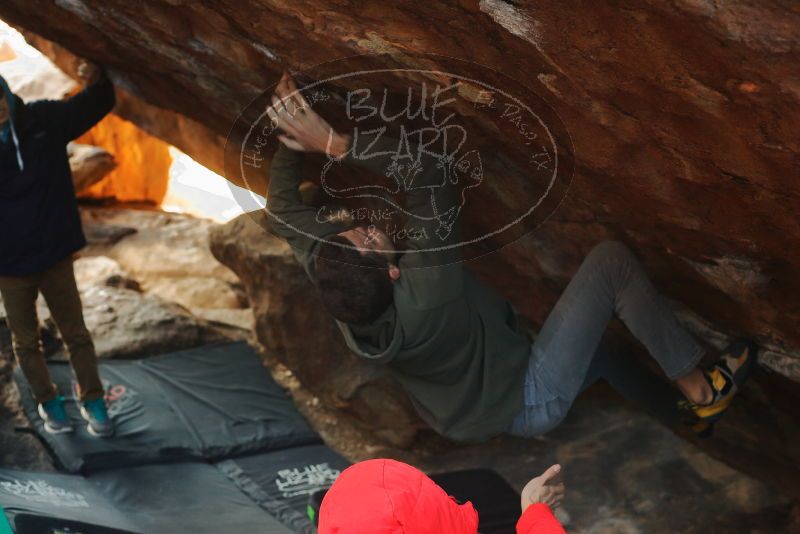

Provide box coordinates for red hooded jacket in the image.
[319,459,565,534]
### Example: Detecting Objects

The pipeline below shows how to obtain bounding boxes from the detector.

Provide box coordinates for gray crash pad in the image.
[14,342,320,473]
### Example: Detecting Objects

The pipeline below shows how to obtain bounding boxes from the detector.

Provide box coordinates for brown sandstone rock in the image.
[1,0,796,369]
[0,213,242,361]
[79,207,252,334]
[2,0,799,493]
[68,142,117,192]
[26,253,233,360]
[73,255,131,289]
[0,41,15,62]
[76,113,171,204]
[17,34,226,177]
[70,284,230,359]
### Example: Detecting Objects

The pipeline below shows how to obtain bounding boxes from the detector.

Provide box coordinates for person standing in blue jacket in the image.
[0,62,115,437]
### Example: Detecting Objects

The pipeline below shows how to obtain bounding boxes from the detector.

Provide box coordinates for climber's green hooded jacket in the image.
[267,130,531,442]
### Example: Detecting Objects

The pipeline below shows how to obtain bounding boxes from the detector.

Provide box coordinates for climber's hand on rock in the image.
[267,72,349,158]
[77,60,104,85]
[520,464,565,512]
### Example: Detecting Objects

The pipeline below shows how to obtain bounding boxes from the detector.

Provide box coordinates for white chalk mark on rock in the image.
[251,42,279,61]
[478,0,566,76]
[54,0,95,22]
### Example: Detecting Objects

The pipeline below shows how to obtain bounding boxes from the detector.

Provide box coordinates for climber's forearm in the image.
[268,145,308,216]
[267,145,344,267]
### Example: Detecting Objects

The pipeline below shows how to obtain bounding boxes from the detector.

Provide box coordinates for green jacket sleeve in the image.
[267,145,347,273]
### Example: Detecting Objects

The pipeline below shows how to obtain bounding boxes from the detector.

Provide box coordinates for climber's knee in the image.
[585,240,634,267]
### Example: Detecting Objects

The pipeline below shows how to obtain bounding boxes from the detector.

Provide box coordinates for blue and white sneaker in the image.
[37,396,73,434]
[79,398,114,437]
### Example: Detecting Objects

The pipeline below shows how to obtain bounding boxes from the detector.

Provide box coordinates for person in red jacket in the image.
[318,459,566,533]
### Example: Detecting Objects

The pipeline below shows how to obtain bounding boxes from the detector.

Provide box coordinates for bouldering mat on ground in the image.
[8,340,522,533]
[217,445,350,533]
[0,464,295,534]
[0,469,140,533]
[87,462,294,534]
[10,515,138,534]
[0,450,522,533]
[14,342,320,474]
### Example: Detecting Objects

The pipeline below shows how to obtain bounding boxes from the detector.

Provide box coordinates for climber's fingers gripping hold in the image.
[268,94,298,133]
[272,72,313,130]
[268,72,345,156]
[278,72,311,113]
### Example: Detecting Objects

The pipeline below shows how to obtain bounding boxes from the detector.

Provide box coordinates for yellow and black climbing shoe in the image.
[682,340,757,437]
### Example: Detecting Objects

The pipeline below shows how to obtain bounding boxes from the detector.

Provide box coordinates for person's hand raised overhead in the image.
[266,71,349,158]
[76,60,104,85]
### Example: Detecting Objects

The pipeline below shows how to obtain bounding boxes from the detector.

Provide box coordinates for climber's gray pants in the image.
[507,241,705,437]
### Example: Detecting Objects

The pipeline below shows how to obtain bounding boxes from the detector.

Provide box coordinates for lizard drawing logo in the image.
[319,125,484,241]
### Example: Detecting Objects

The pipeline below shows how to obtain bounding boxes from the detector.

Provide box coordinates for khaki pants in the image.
[0,257,103,403]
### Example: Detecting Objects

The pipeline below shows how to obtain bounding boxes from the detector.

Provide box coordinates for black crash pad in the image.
[14,342,320,473]
[10,514,139,534]
[217,444,350,534]
[0,455,522,534]
[0,469,139,533]
[87,462,294,534]
[0,464,295,534]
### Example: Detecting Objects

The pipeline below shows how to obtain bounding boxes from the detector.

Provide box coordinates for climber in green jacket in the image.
[264,72,755,443]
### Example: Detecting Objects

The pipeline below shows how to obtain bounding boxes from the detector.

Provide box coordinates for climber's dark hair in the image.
[314,235,394,325]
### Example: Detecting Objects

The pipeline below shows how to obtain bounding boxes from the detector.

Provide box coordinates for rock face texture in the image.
[75,113,171,204]
[2,0,799,493]
[80,207,254,334]
[0,245,232,364]
[1,0,796,366]
[19,33,226,177]
[67,142,117,192]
